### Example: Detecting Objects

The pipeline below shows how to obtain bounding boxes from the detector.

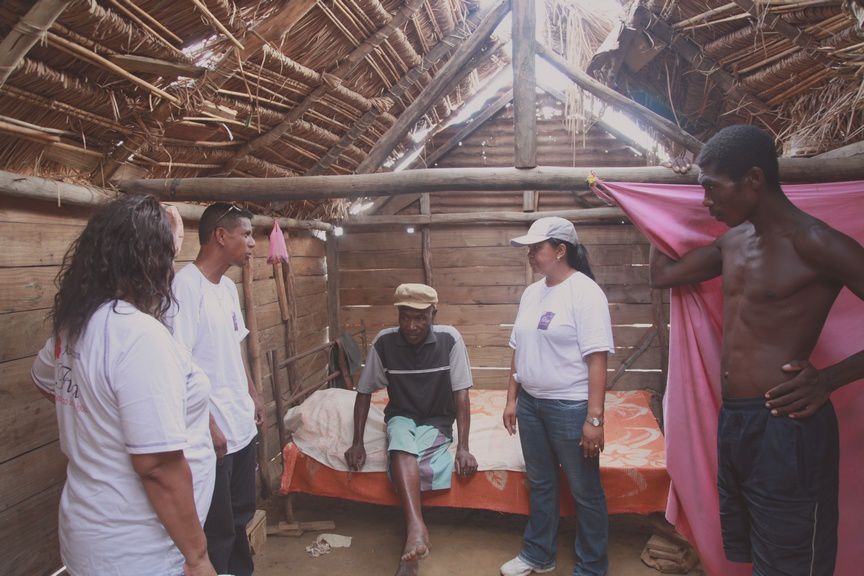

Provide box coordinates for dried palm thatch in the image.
[593,0,863,155]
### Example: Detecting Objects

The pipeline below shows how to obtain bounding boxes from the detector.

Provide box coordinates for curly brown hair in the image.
[51,194,176,342]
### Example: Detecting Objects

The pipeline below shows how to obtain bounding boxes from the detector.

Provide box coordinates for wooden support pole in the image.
[119,157,864,202]
[535,42,703,154]
[512,0,537,168]
[354,0,512,173]
[346,207,626,226]
[0,0,72,87]
[652,287,669,390]
[242,259,272,498]
[281,245,300,399]
[326,236,341,342]
[420,193,433,286]
[0,169,332,231]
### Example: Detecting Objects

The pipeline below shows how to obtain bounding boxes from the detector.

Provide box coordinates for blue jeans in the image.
[516,389,608,576]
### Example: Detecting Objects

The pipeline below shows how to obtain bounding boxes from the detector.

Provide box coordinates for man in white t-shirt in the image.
[167,203,264,576]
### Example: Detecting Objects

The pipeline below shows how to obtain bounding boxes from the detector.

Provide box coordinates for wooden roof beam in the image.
[118,158,864,202]
[307,3,506,177]
[536,42,704,154]
[512,0,536,169]
[634,5,783,134]
[354,0,512,174]
[0,0,72,87]
[217,0,429,176]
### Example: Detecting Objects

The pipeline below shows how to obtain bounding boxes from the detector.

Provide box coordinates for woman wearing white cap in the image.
[500,217,614,576]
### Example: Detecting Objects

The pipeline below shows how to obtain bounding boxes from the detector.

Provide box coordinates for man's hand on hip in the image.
[765,360,831,418]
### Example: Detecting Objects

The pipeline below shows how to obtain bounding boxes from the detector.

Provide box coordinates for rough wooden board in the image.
[0,308,51,363]
[0,441,66,513]
[0,356,59,463]
[0,482,62,575]
[0,267,58,313]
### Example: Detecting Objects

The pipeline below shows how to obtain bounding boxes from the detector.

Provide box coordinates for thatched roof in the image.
[0,0,507,218]
[1,0,861,219]
[589,0,864,156]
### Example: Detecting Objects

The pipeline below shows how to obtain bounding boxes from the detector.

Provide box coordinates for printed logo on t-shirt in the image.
[537,311,555,330]
[54,337,89,414]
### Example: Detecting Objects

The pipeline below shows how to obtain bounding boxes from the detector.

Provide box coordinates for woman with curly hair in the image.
[31,195,217,576]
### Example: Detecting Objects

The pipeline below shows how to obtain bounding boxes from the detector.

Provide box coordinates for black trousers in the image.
[204,437,257,576]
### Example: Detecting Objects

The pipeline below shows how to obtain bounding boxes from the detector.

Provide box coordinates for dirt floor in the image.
[256,496,704,576]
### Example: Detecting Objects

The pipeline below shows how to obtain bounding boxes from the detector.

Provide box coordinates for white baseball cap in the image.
[510,216,579,247]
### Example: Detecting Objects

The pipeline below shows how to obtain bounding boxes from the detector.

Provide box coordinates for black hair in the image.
[51,195,176,342]
[199,202,254,245]
[548,238,595,280]
[696,124,780,189]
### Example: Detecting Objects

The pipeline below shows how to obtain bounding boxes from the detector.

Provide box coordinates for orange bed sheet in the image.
[280,390,669,516]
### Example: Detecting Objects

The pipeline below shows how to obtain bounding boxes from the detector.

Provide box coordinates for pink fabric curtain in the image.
[596,180,864,576]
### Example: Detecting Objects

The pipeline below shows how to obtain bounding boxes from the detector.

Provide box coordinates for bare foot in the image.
[400,540,429,562]
[394,559,419,576]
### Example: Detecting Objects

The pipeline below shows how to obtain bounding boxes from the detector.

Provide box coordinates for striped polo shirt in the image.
[357,325,473,431]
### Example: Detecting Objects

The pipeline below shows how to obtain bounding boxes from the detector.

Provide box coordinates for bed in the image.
[280,388,669,515]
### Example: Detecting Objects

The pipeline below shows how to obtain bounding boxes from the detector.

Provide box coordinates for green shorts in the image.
[386,416,453,491]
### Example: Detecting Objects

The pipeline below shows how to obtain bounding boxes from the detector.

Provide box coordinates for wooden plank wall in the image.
[0,199,329,575]
[338,222,665,392]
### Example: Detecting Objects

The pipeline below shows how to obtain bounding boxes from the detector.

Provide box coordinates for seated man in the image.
[345,283,478,576]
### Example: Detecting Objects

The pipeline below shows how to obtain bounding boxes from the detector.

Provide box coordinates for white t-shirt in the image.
[168,264,256,454]
[509,272,615,401]
[31,301,215,576]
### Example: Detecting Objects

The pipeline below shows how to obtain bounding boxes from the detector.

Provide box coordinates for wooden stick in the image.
[105,0,184,58]
[0,0,72,87]
[118,157,864,201]
[267,350,288,451]
[116,0,182,44]
[242,259,271,497]
[535,42,704,154]
[346,207,626,226]
[47,32,180,104]
[326,238,341,343]
[608,330,657,389]
[274,262,290,322]
[190,0,244,50]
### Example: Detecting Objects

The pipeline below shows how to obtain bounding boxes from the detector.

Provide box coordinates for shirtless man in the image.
[344,283,478,576]
[650,125,864,575]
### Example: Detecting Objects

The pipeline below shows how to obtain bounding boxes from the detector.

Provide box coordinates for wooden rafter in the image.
[535,43,704,154]
[634,5,783,134]
[93,0,319,184]
[118,158,864,202]
[217,0,429,176]
[306,4,503,177]
[353,0,512,174]
[0,0,72,87]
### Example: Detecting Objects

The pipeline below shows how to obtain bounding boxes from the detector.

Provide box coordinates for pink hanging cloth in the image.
[593,179,864,576]
[268,220,290,264]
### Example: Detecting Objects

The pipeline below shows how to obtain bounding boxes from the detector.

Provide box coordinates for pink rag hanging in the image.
[268,220,289,264]
[595,180,864,576]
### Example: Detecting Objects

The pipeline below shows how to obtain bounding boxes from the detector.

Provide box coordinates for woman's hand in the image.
[503,399,517,435]
[183,555,217,576]
[580,421,604,458]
